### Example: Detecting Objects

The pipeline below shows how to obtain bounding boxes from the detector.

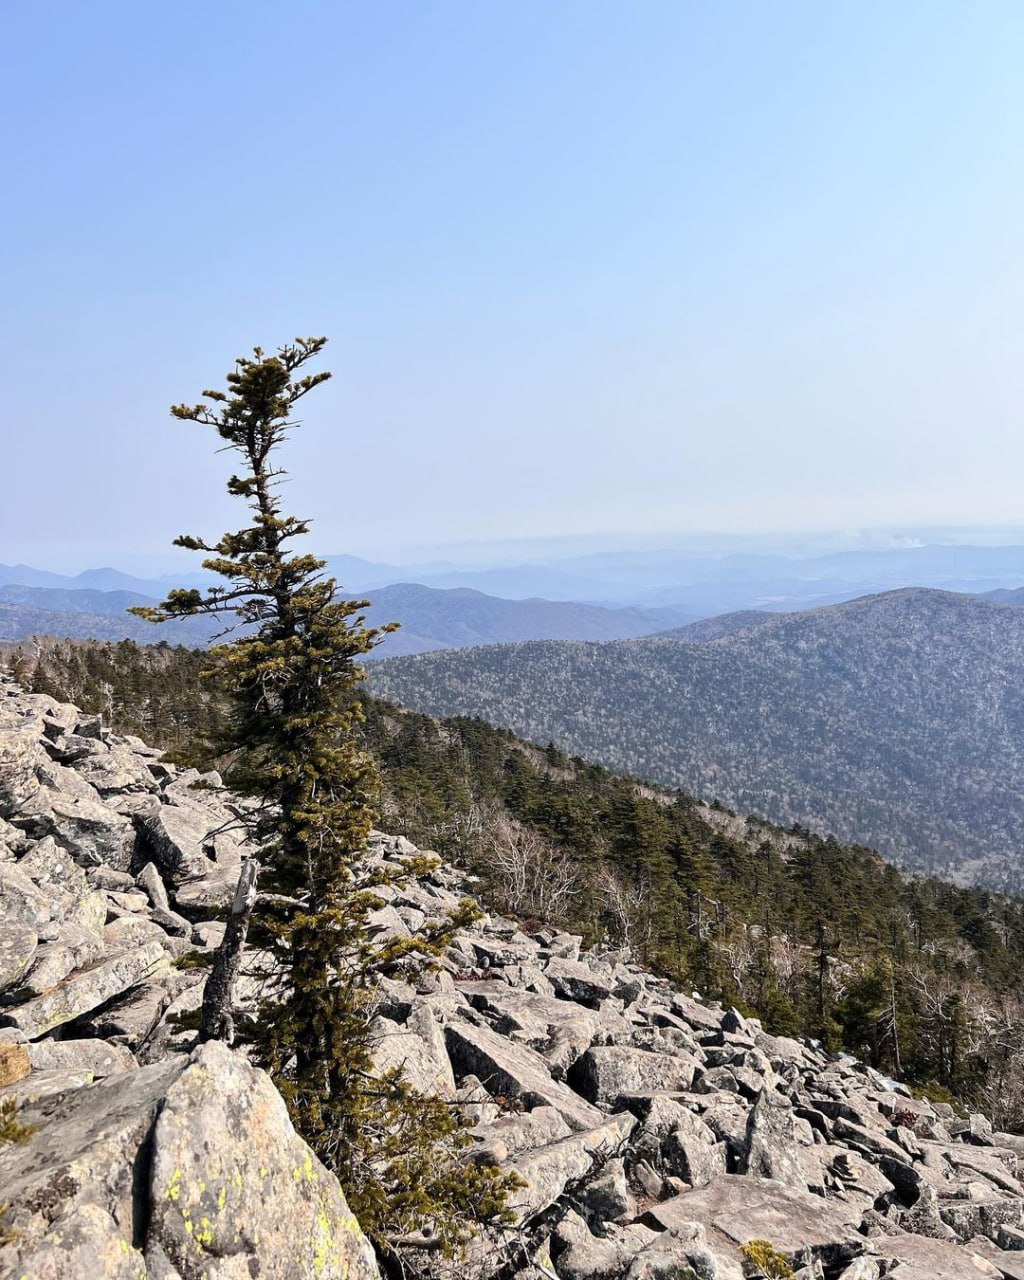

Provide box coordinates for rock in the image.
[578,1155,633,1223]
[0,1039,381,1280]
[17,833,90,897]
[371,1006,457,1099]
[543,956,615,1006]
[0,861,61,927]
[445,1018,607,1131]
[137,859,171,910]
[173,866,245,917]
[27,1037,137,1076]
[15,784,135,868]
[0,921,37,992]
[0,1056,186,1273]
[0,939,168,1039]
[877,1231,1002,1278]
[89,864,136,891]
[138,800,238,885]
[569,1045,699,1105]
[507,1112,636,1220]
[642,1175,867,1272]
[146,1040,380,1278]
[19,927,105,998]
[471,1105,573,1158]
[662,1112,728,1187]
[0,1041,30,1084]
[743,1089,806,1187]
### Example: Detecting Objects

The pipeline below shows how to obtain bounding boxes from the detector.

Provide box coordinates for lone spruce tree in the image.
[134,339,516,1262]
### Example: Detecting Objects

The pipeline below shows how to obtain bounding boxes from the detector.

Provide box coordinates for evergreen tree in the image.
[132,338,515,1262]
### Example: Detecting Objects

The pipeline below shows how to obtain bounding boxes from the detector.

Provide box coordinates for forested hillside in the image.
[12,637,1024,1127]
[370,588,1024,893]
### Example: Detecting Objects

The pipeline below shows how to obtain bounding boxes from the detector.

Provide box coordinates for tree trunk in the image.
[199,858,260,1043]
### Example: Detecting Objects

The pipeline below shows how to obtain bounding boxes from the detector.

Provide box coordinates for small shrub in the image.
[740,1239,794,1279]
[0,1098,35,1147]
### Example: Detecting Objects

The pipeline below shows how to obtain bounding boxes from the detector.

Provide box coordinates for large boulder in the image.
[507,1112,636,1221]
[642,1175,868,1272]
[0,1042,381,1280]
[146,1040,380,1279]
[569,1045,699,1105]
[137,799,243,886]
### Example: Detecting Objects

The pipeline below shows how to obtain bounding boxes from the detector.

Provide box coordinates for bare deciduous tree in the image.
[487,810,580,922]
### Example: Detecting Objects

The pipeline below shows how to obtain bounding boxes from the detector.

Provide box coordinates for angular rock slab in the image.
[507,1112,636,1221]
[0,921,37,992]
[879,1231,1002,1279]
[445,1019,606,1131]
[147,1040,380,1279]
[0,940,168,1039]
[644,1175,867,1271]
[569,1044,699,1105]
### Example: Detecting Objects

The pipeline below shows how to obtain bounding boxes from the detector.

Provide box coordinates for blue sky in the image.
[3,2,1023,568]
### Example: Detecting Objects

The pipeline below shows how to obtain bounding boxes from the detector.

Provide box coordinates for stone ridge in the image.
[0,673,1023,1279]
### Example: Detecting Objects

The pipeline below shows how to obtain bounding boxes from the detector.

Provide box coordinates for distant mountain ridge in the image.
[0,580,690,655]
[369,588,1024,892]
[7,539,1024,613]
[362,583,690,655]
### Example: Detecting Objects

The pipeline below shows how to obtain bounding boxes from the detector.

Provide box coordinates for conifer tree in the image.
[133,338,516,1262]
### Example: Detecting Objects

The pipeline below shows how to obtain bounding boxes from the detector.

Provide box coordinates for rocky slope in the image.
[3,676,1024,1278]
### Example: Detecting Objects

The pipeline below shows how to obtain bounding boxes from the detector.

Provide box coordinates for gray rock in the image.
[642,1175,867,1272]
[15,783,135,869]
[579,1155,633,1222]
[0,1056,186,1273]
[876,1232,1002,1278]
[445,1018,607,1131]
[19,925,106,998]
[137,859,171,910]
[0,861,62,927]
[743,1089,806,1187]
[371,1007,457,1099]
[27,1037,137,1075]
[544,956,615,1006]
[146,1040,380,1278]
[570,1045,699,1105]
[17,833,90,897]
[0,939,168,1038]
[507,1112,636,1221]
[0,922,37,992]
[138,800,237,884]
[663,1112,728,1187]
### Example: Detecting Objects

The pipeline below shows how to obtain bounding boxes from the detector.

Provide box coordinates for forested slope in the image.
[369,588,1024,892]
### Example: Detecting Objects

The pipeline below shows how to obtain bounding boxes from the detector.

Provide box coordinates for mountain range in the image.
[0,581,690,656]
[369,588,1024,892]
[7,536,1024,614]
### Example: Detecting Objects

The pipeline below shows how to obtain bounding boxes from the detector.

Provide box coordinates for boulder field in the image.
[2,673,1024,1279]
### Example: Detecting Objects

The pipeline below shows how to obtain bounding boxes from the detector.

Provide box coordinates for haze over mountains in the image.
[369,588,1024,894]
[0,580,690,655]
[4,533,1024,654]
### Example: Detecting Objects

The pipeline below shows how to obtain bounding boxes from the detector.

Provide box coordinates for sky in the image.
[3,1,1024,570]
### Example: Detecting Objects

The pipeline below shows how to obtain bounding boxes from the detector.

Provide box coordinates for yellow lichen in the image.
[166,1168,183,1202]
